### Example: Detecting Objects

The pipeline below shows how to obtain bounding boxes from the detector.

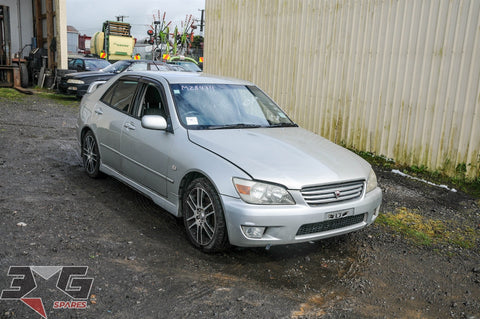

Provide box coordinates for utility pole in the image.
[199,9,205,32]
[154,20,160,59]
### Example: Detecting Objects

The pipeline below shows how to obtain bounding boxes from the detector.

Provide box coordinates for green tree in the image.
[192,36,204,49]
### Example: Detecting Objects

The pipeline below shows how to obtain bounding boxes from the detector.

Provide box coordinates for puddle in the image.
[205,235,363,293]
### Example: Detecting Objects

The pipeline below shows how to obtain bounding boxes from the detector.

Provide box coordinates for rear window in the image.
[85,59,110,70]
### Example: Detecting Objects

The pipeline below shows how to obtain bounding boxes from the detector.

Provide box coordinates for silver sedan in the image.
[77,71,382,252]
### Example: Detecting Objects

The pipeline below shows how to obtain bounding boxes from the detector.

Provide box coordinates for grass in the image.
[34,88,80,107]
[355,150,480,198]
[0,88,27,100]
[397,166,480,198]
[0,87,79,107]
[376,207,479,250]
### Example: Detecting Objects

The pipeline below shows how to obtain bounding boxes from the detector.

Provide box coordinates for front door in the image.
[120,81,172,197]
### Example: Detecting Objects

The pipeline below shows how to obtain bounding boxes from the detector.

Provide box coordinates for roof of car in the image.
[113,59,165,63]
[69,57,107,60]
[126,71,254,85]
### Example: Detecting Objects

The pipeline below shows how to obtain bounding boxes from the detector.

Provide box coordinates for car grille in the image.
[296,213,366,236]
[301,180,364,205]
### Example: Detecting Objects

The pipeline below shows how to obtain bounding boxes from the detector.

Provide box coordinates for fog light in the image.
[241,226,266,239]
[371,207,380,222]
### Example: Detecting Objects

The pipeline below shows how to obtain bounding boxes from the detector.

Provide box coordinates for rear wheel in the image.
[82,131,102,178]
[182,177,229,252]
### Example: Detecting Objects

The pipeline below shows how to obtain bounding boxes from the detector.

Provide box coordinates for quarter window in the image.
[73,59,84,71]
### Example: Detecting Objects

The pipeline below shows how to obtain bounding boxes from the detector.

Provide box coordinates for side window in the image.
[139,83,166,118]
[100,79,139,113]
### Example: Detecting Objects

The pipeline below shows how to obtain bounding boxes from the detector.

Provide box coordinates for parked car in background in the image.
[68,57,110,72]
[77,71,382,252]
[168,56,202,72]
[59,59,176,98]
[168,61,202,72]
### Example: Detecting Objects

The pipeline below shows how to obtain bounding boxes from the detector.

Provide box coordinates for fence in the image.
[204,0,480,178]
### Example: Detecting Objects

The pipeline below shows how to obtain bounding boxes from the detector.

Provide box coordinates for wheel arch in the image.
[79,126,104,162]
[179,171,231,252]
[80,126,95,150]
[177,171,222,218]
[177,171,215,217]
[80,126,104,178]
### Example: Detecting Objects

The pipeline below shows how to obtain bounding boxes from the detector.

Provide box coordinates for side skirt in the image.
[100,163,179,217]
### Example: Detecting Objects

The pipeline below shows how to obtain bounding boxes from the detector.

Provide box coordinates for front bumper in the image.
[67,84,89,97]
[222,187,382,247]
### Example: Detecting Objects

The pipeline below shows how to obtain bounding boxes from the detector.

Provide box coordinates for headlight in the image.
[366,168,378,193]
[67,79,85,84]
[233,178,295,205]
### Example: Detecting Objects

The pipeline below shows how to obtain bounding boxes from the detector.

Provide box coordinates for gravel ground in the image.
[0,92,479,318]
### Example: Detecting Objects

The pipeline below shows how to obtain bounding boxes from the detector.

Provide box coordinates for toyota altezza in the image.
[77,71,382,252]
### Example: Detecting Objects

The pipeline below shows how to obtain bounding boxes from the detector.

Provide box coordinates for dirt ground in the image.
[0,92,479,319]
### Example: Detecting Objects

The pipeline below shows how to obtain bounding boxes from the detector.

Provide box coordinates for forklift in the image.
[0,5,29,90]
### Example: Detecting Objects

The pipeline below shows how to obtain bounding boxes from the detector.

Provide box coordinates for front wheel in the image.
[82,131,102,178]
[182,177,229,252]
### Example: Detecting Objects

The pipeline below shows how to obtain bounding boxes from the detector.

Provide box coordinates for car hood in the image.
[66,70,116,80]
[188,127,371,189]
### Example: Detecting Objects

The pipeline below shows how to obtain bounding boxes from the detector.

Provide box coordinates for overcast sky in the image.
[66,0,205,40]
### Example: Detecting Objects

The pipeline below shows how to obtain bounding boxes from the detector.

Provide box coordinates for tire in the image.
[81,131,102,178]
[182,177,229,252]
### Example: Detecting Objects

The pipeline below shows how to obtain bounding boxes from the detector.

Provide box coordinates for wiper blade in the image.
[268,123,298,127]
[206,123,262,130]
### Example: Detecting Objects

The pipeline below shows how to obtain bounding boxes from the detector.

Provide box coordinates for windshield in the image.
[101,60,132,73]
[171,84,295,129]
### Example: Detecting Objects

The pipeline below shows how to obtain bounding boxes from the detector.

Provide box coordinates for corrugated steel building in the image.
[204,0,480,178]
[0,0,67,69]
[1,0,34,55]
[67,25,79,55]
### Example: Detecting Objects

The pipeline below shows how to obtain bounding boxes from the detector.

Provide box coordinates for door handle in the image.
[124,122,136,130]
[94,108,103,115]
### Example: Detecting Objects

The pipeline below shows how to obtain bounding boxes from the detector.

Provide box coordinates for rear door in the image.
[94,76,140,173]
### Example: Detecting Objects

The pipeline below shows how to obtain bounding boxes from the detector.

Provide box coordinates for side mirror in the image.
[141,115,167,130]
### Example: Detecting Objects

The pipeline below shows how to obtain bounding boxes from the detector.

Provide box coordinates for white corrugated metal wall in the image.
[204,0,480,178]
